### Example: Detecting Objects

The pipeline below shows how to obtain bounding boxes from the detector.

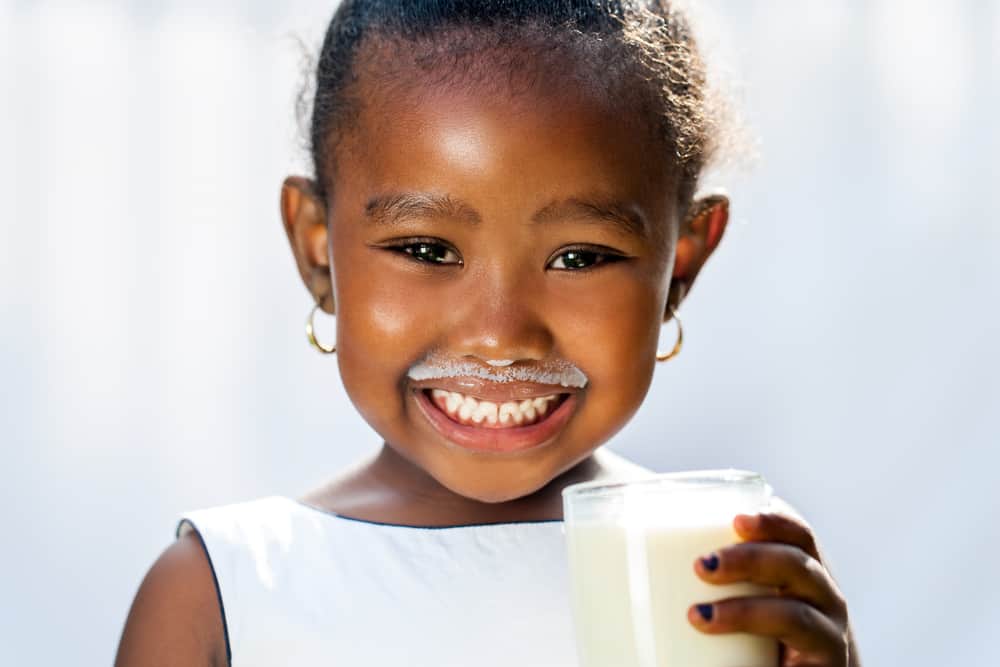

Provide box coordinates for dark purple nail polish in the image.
[696,604,714,622]
[700,553,719,572]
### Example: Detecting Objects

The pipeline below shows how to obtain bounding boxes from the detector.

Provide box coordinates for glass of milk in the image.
[562,469,779,667]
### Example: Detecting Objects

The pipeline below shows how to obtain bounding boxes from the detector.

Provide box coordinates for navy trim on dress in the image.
[293,498,564,529]
[175,519,233,667]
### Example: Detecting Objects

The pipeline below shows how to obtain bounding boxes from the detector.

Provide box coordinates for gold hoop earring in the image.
[306,303,336,354]
[656,305,683,362]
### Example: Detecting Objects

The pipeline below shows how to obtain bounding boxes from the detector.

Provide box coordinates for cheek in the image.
[334,258,449,358]
[553,267,663,372]
[550,271,663,435]
[329,247,434,426]
[330,214,425,346]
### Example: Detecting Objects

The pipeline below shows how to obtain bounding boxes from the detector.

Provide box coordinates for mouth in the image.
[413,387,578,454]
[425,388,571,428]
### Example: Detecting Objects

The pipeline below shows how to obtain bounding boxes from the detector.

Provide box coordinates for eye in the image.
[385,238,462,266]
[548,246,626,271]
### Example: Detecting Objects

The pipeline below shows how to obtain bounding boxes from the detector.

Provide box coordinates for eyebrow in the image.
[365,192,481,228]
[532,198,648,239]
[363,192,648,239]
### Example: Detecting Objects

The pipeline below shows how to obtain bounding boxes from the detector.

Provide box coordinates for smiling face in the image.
[282,51,728,505]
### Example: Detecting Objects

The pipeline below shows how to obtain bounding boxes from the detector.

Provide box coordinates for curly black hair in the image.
[303,0,726,212]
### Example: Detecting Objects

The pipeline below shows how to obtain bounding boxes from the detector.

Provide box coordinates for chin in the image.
[437,468,554,505]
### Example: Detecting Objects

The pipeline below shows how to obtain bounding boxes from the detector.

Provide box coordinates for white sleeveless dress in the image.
[177,496,578,666]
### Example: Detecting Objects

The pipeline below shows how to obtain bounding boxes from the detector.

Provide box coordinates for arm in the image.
[115,532,227,667]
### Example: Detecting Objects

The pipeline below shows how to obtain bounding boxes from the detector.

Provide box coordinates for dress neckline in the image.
[288,496,565,530]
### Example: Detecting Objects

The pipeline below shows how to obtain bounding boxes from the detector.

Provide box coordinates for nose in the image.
[444,265,554,364]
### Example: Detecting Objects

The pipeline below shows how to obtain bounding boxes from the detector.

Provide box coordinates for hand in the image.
[687,513,854,667]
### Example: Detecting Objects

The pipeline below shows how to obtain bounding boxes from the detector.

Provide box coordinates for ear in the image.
[281,176,334,314]
[666,194,729,318]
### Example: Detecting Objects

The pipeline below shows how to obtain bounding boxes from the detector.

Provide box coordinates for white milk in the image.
[565,517,778,667]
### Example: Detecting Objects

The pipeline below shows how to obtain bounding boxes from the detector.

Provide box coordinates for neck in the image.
[306,443,645,527]
[356,444,637,525]
[369,444,601,523]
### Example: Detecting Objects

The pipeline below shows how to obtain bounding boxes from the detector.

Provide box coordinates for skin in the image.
[288,68,697,524]
[116,53,860,666]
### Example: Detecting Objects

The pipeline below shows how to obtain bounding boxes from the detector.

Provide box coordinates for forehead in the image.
[330,49,678,236]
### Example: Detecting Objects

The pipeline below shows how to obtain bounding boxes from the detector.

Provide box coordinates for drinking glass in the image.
[562,469,779,667]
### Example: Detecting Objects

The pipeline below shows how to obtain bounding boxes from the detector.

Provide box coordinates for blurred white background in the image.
[1,0,997,664]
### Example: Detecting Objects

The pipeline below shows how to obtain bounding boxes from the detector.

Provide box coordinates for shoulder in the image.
[115,531,228,667]
[591,448,657,478]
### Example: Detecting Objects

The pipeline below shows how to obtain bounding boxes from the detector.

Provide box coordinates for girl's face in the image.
[283,62,727,504]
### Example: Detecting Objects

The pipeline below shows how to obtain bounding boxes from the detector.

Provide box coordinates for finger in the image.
[734,512,820,560]
[688,596,848,660]
[694,543,847,619]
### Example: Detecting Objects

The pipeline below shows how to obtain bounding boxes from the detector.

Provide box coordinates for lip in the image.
[410,377,580,403]
[413,386,578,454]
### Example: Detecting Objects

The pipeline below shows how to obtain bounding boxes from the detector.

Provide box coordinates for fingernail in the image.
[699,553,719,572]
[696,604,714,622]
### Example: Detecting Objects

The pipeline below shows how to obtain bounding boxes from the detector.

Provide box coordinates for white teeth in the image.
[459,396,475,421]
[475,401,498,425]
[428,389,563,427]
[499,402,522,426]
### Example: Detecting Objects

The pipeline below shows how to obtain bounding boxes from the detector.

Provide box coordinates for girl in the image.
[117,1,860,665]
